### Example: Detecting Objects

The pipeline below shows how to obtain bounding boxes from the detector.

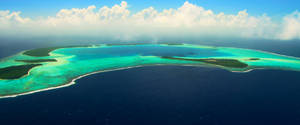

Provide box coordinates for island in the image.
[23,45,93,57]
[0,64,42,79]
[15,59,57,63]
[160,56,248,68]
[0,43,300,98]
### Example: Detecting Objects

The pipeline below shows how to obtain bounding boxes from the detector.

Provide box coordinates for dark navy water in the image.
[1,66,300,125]
[1,39,300,125]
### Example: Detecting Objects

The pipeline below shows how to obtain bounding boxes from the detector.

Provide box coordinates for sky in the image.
[0,0,300,42]
[0,0,299,17]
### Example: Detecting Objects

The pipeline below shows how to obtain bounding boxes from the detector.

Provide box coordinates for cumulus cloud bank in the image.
[0,1,300,41]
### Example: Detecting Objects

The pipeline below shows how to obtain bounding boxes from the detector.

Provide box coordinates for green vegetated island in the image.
[0,43,300,98]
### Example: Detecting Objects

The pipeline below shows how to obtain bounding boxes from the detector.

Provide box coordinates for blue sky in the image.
[0,0,299,18]
[0,0,299,41]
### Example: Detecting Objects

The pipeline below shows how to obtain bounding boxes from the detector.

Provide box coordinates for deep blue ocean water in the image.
[1,39,300,125]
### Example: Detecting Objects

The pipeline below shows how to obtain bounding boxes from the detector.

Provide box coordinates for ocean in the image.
[0,39,300,125]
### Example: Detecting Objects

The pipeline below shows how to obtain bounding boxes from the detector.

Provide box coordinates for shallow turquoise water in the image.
[0,44,300,98]
[59,45,231,60]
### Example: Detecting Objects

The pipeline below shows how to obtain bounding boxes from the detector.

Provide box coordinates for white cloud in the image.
[278,11,300,40]
[0,10,30,28]
[0,1,299,41]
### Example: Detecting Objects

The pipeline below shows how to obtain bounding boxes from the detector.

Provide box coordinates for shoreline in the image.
[0,64,256,99]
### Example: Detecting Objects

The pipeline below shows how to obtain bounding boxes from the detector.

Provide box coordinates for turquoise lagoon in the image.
[0,44,300,98]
